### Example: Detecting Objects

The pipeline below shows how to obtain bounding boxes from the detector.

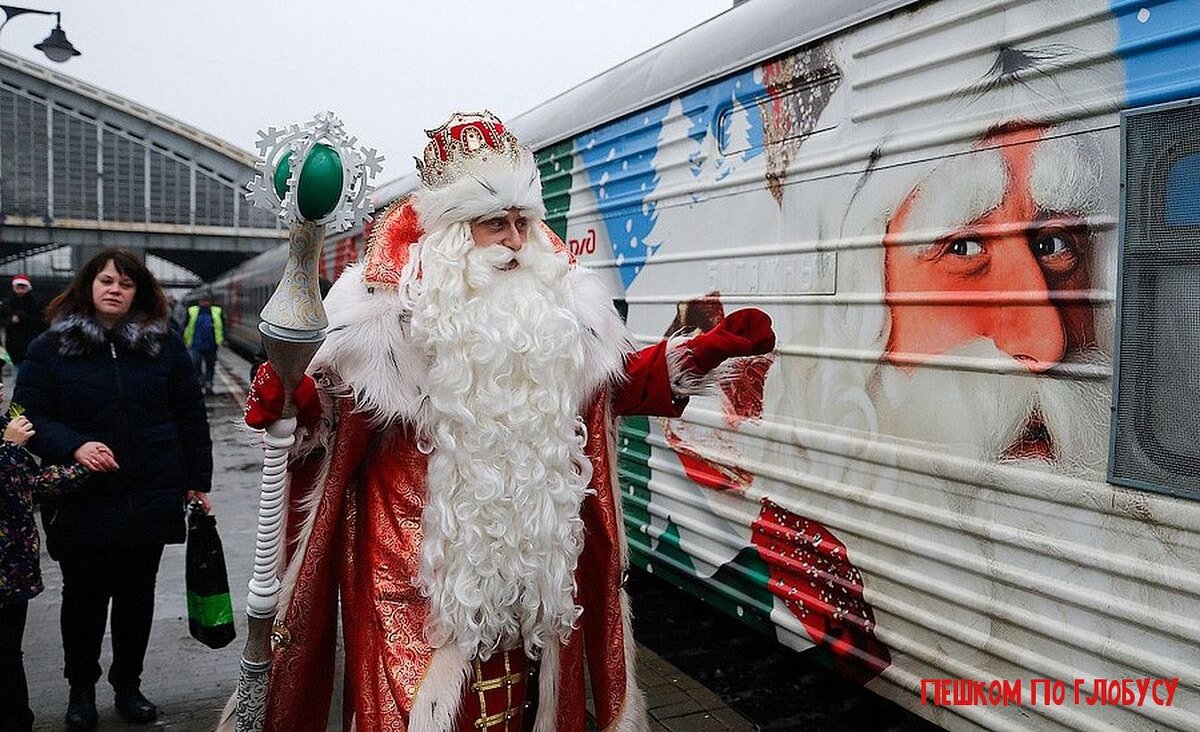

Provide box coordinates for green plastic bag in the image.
[186,502,236,649]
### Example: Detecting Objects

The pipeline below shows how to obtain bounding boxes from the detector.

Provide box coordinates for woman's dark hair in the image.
[46,247,168,324]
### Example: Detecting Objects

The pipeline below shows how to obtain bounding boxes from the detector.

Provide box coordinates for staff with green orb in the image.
[233,113,380,732]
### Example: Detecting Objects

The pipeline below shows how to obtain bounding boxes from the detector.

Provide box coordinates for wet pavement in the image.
[628,571,942,732]
[20,349,757,731]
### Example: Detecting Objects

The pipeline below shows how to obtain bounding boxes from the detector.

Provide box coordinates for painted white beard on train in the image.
[870,338,1110,479]
[410,221,591,661]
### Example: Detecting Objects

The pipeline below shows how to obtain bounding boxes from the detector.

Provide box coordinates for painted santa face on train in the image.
[875,124,1108,470]
[883,124,1097,370]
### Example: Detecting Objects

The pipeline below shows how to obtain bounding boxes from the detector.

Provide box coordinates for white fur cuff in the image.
[665,336,737,398]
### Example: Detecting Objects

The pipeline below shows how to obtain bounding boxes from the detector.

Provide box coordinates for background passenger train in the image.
[209,1,1200,730]
[208,235,346,363]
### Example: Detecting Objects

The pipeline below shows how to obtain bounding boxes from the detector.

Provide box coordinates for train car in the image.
[216,1,1200,729]
[207,243,284,359]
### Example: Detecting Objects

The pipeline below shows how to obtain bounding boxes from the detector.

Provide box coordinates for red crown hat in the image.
[409,110,546,231]
[11,275,30,288]
[415,110,522,190]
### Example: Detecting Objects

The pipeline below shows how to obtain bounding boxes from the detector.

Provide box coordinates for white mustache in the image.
[464,234,566,292]
[473,243,519,267]
[872,338,1111,477]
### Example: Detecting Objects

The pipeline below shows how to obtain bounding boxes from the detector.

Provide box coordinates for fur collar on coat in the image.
[49,313,169,359]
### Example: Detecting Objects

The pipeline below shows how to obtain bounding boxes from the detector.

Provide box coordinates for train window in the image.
[1110,98,1200,500]
[1166,152,1200,225]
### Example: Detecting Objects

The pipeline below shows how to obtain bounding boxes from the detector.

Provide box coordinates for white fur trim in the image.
[532,641,562,732]
[309,260,631,426]
[276,440,334,617]
[664,336,738,398]
[309,262,429,427]
[216,694,235,731]
[602,403,649,732]
[605,590,650,732]
[409,645,470,732]
[412,148,545,231]
[565,265,635,401]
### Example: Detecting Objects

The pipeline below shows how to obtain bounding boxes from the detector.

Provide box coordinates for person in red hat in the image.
[1,276,45,373]
[236,110,775,732]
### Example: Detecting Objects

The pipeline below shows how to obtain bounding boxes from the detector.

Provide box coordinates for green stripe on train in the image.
[536,141,574,241]
[617,416,776,637]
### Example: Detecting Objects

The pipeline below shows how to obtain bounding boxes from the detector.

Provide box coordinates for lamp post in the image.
[0,5,80,62]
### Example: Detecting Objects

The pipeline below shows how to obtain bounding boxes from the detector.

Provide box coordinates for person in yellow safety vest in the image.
[183,293,223,395]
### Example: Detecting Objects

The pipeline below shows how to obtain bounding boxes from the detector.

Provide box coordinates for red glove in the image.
[244,362,321,432]
[686,308,776,375]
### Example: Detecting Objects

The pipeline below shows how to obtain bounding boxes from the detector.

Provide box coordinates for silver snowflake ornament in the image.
[246,112,383,233]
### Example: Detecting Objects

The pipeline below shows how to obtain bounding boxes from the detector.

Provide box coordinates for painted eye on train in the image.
[1030,231,1072,257]
[1029,228,1082,277]
[946,238,984,256]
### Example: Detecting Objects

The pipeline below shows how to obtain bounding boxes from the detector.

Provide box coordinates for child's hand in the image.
[4,416,34,446]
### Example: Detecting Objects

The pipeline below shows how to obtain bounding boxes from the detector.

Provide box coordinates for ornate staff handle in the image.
[248,219,327,612]
[235,221,326,732]
[235,113,380,732]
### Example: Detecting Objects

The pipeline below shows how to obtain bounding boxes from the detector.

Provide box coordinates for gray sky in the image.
[1,0,731,182]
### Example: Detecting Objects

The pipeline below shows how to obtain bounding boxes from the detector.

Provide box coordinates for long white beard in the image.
[871,338,1111,479]
[410,223,592,660]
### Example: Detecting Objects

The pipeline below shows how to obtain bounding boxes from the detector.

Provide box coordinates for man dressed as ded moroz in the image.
[243,111,774,731]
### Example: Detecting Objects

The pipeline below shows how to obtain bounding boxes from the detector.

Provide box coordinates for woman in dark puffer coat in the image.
[14,247,213,731]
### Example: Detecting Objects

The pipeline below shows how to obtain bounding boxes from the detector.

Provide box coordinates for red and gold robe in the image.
[257,205,688,732]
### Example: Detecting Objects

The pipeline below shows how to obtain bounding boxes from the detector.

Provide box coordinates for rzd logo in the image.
[569,229,597,256]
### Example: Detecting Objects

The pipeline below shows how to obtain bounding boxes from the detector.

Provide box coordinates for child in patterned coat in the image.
[0,401,88,732]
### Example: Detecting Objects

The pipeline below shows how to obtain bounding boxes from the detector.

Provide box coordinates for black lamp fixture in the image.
[0,5,81,63]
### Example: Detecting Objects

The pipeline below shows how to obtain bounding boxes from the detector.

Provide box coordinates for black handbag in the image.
[185,501,236,649]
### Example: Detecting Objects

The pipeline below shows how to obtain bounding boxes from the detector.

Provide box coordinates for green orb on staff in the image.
[273,144,345,221]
